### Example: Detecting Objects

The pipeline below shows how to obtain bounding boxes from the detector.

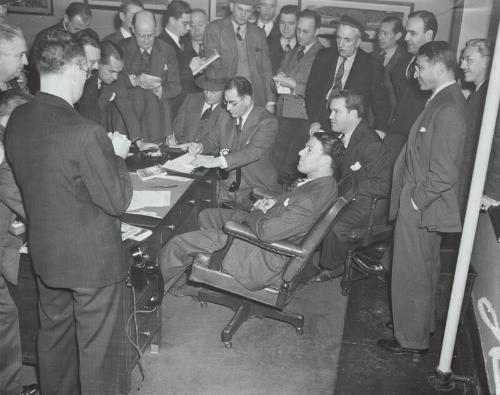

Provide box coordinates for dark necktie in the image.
[406,57,417,80]
[296,46,305,62]
[198,43,205,57]
[141,50,151,72]
[327,56,346,103]
[236,117,243,133]
[467,89,476,103]
[201,105,212,120]
[378,51,386,66]
[236,26,243,41]
[285,42,292,52]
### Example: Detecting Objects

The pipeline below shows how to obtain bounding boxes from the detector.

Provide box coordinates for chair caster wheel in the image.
[223,341,232,349]
[296,328,304,335]
[200,300,207,308]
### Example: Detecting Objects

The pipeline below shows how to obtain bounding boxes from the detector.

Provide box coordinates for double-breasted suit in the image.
[172,92,229,144]
[119,37,182,141]
[203,16,273,107]
[160,175,338,292]
[305,47,391,132]
[390,83,467,350]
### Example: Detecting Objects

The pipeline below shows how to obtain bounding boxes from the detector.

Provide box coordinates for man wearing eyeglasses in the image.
[5,30,132,394]
[181,76,280,210]
[119,10,182,142]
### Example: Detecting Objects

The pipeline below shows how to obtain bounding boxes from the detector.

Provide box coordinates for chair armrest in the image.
[251,187,280,200]
[223,220,305,257]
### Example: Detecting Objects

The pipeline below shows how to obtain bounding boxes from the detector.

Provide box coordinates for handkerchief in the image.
[350,161,362,171]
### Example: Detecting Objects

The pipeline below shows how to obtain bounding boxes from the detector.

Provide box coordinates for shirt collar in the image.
[475,79,487,91]
[232,20,246,35]
[120,26,132,39]
[258,19,273,35]
[303,39,317,53]
[240,104,253,128]
[164,27,181,48]
[429,80,456,102]
[280,37,297,51]
[340,119,361,148]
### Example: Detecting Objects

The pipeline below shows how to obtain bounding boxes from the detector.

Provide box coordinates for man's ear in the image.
[395,32,403,42]
[424,29,434,42]
[119,12,126,23]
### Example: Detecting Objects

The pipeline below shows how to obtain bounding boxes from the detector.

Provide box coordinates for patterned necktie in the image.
[201,105,212,120]
[327,56,346,103]
[236,26,243,41]
[406,56,417,80]
[296,46,305,62]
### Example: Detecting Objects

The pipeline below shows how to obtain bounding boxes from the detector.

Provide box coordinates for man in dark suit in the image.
[378,42,467,356]
[272,8,323,177]
[255,0,278,40]
[203,0,274,112]
[182,76,281,210]
[383,10,437,163]
[267,5,299,75]
[169,74,228,144]
[305,15,390,137]
[120,10,181,142]
[311,90,391,282]
[0,90,37,395]
[374,16,408,121]
[103,0,144,44]
[159,0,199,116]
[189,8,208,57]
[160,132,342,295]
[6,31,132,394]
[459,38,491,211]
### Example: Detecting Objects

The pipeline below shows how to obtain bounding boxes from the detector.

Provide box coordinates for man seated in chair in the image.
[311,90,391,283]
[180,76,281,210]
[160,132,344,296]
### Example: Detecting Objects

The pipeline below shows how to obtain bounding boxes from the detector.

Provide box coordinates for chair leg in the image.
[253,304,304,335]
[221,302,253,348]
[341,250,354,296]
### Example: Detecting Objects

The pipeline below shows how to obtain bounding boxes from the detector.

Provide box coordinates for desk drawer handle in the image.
[188,199,196,205]
[167,224,176,231]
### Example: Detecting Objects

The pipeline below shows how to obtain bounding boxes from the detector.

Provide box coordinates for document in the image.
[127,190,171,212]
[191,52,221,76]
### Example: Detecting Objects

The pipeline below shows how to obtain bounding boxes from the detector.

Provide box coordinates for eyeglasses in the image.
[135,32,155,40]
[224,98,244,108]
[79,65,92,80]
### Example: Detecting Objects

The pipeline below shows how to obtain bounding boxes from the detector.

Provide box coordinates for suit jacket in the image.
[484,111,500,201]
[341,120,391,199]
[5,92,133,288]
[203,16,273,107]
[222,175,338,290]
[0,125,24,285]
[390,83,467,232]
[266,23,285,75]
[103,29,126,44]
[75,72,142,139]
[276,40,324,119]
[119,37,182,141]
[305,47,391,132]
[198,106,281,194]
[172,92,229,143]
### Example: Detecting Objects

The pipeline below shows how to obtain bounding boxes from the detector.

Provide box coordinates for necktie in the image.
[198,43,204,57]
[467,89,476,103]
[406,57,417,80]
[378,51,386,67]
[236,26,243,41]
[296,46,305,62]
[201,105,212,120]
[236,117,243,133]
[285,42,292,52]
[141,50,151,72]
[327,56,346,103]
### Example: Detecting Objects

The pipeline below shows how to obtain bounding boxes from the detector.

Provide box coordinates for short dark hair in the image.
[278,5,299,22]
[313,132,344,171]
[299,9,321,30]
[408,10,438,39]
[74,29,101,51]
[381,15,403,35]
[0,23,24,46]
[331,90,364,118]
[418,41,457,73]
[119,0,144,14]
[0,89,32,117]
[65,2,92,22]
[165,0,191,21]
[225,76,253,98]
[33,30,86,75]
[100,41,123,65]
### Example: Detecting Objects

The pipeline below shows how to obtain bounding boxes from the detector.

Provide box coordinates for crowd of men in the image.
[0,0,495,393]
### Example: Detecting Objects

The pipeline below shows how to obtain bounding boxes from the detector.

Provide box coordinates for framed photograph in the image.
[8,0,53,16]
[299,0,414,39]
[85,0,169,12]
[209,0,231,20]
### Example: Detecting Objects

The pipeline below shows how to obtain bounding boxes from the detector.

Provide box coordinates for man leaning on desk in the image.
[179,76,281,210]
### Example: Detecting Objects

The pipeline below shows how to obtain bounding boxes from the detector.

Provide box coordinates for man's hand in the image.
[176,142,203,155]
[375,129,386,140]
[266,102,276,114]
[189,56,203,73]
[165,134,178,147]
[481,195,500,211]
[108,131,131,159]
[136,73,162,90]
[136,139,159,151]
[309,122,322,136]
[274,76,297,90]
[252,198,277,214]
[191,155,224,168]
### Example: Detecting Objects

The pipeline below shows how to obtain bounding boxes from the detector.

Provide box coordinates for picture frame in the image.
[8,0,53,16]
[299,0,414,39]
[209,0,231,20]
[85,0,168,12]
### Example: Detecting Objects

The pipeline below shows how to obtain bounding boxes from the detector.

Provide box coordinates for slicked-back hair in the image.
[300,9,321,30]
[100,41,123,65]
[381,15,403,35]
[0,23,24,46]
[119,0,144,14]
[225,76,253,98]
[313,132,345,171]
[65,2,92,22]
[0,89,33,117]
[74,29,101,51]
[465,38,492,59]
[418,41,457,73]
[331,90,365,118]
[408,10,438,39]
[165,0,191,21]
[33,30,86,75]
[279,5,299,21]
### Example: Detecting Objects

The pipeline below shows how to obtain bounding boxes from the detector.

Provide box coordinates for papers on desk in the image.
[162,153,197,174]
[127,190,171,212]
[121,223,152,241]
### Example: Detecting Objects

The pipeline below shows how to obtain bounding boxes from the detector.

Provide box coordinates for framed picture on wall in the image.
[85,0,169,11]
[8,0,53,15]
[299,0,414,39]
[209,0,230,20]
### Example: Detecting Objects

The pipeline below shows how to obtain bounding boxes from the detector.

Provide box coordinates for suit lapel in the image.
[238,107,260,148]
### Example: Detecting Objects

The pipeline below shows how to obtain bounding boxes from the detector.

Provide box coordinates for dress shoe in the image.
[377,338,428,357]
[20,384,39,395]
[353,254,385,275]
[310,266,345,283]
[385,321,435,336]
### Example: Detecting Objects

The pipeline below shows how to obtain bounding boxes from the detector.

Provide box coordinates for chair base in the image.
[198,288,304,348]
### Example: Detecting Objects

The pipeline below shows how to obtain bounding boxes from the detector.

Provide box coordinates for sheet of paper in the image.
[127,190,171,212]
[162,153,197,174]
[276,83,292,94]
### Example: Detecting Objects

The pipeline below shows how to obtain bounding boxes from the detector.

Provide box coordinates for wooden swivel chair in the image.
[189,176,355,348]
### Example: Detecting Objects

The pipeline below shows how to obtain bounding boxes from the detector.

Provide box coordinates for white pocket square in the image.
[419,126,427,133]
[109,92,116,102]
[163,64,168,71]
[350,161,361,171]
[284,197,290,207]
